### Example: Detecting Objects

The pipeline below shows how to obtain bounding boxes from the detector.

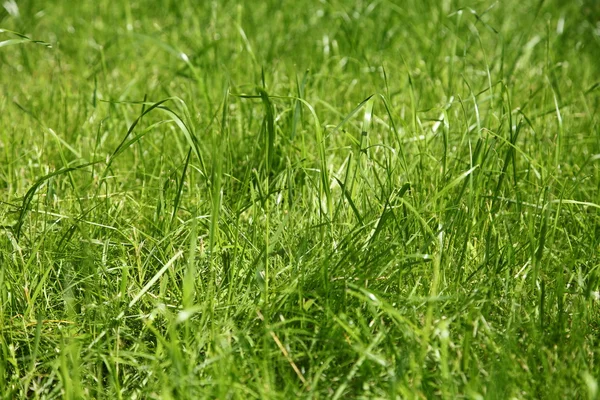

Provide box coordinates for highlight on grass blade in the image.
[0,29,52,49]
[128,250,184,309]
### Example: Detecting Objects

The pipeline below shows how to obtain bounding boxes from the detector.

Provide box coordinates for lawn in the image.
[1,0,599,398]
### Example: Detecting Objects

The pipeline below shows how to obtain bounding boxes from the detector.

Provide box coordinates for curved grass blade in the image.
[14,161,101,239]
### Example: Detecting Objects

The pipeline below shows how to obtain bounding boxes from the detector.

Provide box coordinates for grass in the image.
[0,0,599,398]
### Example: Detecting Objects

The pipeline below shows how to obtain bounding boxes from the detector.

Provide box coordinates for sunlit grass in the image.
[0,0,599,398]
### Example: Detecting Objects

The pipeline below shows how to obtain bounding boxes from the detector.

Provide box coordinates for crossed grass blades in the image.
[0,0,599,398]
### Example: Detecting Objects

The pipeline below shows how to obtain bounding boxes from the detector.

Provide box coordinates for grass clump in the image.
[0,0,599,398]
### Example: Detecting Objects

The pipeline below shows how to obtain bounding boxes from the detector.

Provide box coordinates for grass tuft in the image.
[0,0,599,398]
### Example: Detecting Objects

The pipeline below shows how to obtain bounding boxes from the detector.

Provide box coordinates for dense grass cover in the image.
[1,0,599,398]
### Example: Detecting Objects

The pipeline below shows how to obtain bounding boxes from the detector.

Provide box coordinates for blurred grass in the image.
[0,0,599,398]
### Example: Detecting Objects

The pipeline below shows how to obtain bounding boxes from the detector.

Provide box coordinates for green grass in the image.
[1,0,599,398]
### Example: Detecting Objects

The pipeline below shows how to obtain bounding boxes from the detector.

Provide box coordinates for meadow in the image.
[0,0,599,398]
